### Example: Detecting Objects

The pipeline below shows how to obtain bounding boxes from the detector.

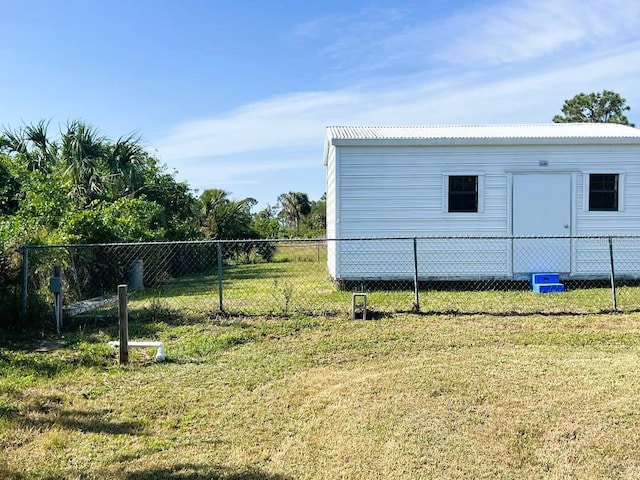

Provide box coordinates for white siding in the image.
[336,238,510,280]
[325,144,337,278]
[338,146,513,237]
[326,139,640,280]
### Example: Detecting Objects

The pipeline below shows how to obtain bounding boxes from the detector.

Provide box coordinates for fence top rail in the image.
[21,235,640,250]
[22,238,328,249]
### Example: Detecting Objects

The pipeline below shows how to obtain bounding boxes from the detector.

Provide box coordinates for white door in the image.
[512,174,572,275]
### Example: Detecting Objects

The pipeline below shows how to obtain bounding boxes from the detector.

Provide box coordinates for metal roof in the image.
[326,124,640,146]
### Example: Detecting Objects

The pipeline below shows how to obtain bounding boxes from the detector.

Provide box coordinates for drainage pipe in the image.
[108,341,167,362]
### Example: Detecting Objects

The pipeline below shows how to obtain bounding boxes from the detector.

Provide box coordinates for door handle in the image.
[564,224,569,229]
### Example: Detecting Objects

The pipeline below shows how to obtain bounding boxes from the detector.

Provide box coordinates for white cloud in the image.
[432,0,640,67]
[155,90,363,161]
[156,41,640,166]
[154,0,640,202]
[303,0,640,75]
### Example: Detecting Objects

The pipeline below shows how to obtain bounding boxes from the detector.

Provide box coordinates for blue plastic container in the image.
[530,273,565,294]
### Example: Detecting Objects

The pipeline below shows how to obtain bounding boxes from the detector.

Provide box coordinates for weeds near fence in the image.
[272,279,295,315]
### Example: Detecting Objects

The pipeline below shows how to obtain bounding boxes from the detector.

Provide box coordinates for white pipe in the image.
[108,341,166,361]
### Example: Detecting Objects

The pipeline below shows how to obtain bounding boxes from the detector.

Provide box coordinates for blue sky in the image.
[2,0,639,209]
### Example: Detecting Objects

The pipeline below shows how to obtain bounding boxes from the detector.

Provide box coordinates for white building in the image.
[323,124,640,281]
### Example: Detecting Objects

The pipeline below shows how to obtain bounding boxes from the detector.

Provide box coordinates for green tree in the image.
[104,133,148,198]
[0,119,57,174]
[0,119,204,329]
[199,189,278,262]
[139,164,201,240]
[0,155,21,214]
[60,120,109,203]
[553,90,635,126]
[200,189,255,239]
[252,204,282,238]
[63,197,163,243]
[1,119,200,244]
[305,193,326,234]
[277,191,311,231]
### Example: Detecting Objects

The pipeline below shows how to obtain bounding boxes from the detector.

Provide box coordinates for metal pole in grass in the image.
[50,265,63,333]
[412,237,420,313]
[118,285,129,365]
[54,265,63,329]
[217,241,223,312]
[609,237,618,312]
[21,245,29,318]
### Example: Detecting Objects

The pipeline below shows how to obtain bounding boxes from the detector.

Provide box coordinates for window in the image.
[589,174,618,211]
[448,175,478,212]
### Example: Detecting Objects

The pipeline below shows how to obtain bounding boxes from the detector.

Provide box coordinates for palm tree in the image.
[105,133,146,197]
[200,189,255,239]
[60,120,108,203]
[0,120,57,173]
[2,120,151,206]
[277,191,311,230]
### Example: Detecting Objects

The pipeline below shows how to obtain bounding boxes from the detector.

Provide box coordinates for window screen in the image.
[448,175,478,213]
[589,174,618,211]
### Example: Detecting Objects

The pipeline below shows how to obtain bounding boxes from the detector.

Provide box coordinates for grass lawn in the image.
[2,309,640,479]
[4,251,640,479]
[117,242,630,317]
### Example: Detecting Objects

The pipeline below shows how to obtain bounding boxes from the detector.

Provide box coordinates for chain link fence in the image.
[21,236,640,326]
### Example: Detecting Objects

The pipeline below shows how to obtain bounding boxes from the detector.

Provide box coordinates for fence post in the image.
[217,241,224,312]
[412,237,420,313]
[608,237,617,312]
[118,285,129,365]
[21,245,29,318]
